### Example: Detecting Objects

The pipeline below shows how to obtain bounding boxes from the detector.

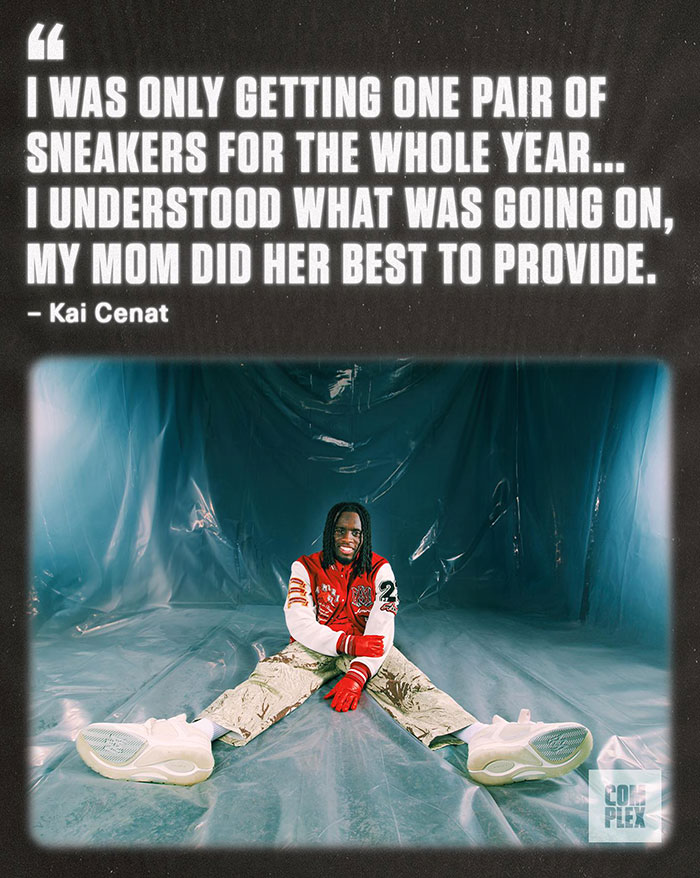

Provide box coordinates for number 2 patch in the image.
[378,580,398,613]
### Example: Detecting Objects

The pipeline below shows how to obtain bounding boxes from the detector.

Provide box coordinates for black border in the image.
[3,1,700,875]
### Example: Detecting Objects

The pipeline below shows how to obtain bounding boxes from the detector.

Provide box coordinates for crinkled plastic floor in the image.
[29,605,670,848]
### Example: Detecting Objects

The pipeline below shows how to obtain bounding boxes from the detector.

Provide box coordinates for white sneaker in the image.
[75,714,214,785]
[466,708,593,786]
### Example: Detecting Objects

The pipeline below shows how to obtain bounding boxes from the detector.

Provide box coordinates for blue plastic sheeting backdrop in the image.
[28,359,671,847]
[30,359,669,642]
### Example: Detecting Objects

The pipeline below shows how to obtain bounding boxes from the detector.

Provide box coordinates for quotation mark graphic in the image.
[28,23,65,60]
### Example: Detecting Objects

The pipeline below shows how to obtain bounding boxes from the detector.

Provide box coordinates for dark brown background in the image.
[1,0,698,875]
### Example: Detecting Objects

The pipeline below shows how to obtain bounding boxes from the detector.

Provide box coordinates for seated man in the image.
[76,501,593,787]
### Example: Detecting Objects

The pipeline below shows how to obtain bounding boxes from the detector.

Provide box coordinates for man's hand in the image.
[324,673,364,711]
[336,632,384,657]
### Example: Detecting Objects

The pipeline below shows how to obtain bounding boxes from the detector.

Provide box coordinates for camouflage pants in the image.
[198,641,476,750]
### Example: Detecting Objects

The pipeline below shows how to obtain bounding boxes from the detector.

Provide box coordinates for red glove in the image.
[324,667,368,712]
[336,632,384,657]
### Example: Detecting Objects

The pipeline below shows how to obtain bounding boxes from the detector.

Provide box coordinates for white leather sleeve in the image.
[283,561,341,656]
[353,562,398,677]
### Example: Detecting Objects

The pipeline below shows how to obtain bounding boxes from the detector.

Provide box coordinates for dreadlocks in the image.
[321,501,373,575]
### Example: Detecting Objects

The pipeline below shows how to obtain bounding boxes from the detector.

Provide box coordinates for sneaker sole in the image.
[468,727,593,786]
[76,728,213,786]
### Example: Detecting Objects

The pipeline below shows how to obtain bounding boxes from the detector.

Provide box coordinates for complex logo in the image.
[588,769,662,843]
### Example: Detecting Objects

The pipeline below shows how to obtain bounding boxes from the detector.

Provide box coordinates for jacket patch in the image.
[316,583,340,623]
[377,580,398,615]
[286,578,309,609]
[351,584,373,609]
